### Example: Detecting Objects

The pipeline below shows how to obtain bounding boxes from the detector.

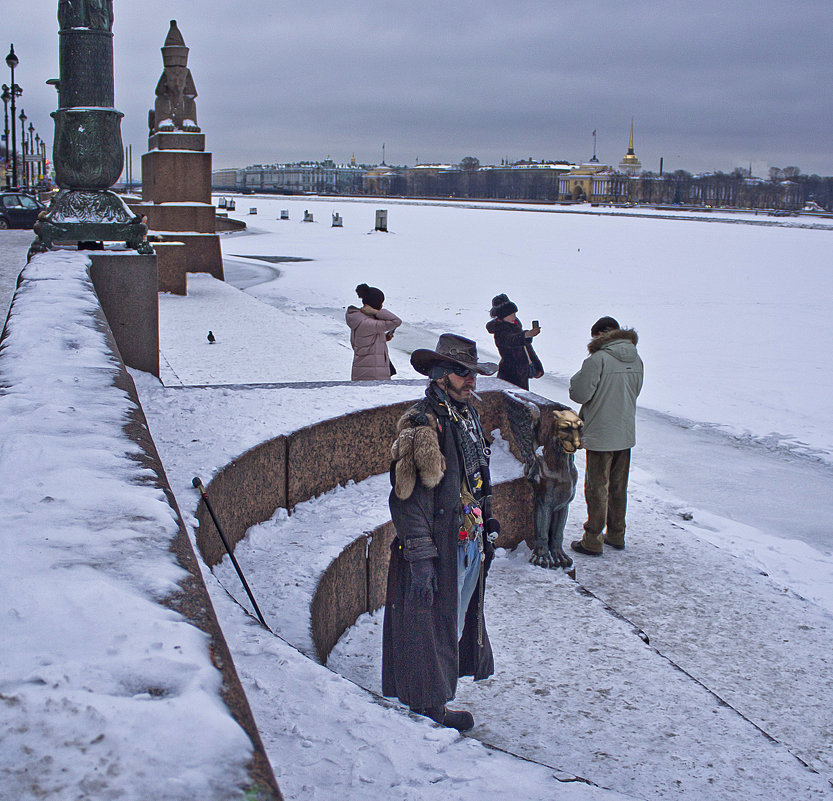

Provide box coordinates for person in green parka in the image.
[569,316,644,555]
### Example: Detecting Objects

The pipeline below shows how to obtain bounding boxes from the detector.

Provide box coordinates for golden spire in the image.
[619,119,641,175]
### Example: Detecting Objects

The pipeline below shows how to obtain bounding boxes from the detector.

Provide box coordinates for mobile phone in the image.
[532,320,540,329]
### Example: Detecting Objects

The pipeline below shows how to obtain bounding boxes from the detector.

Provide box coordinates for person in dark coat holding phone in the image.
[485,293,543,390]
[382,334,500,732]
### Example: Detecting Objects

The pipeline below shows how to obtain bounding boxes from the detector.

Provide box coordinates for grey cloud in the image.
[3,0,832,175]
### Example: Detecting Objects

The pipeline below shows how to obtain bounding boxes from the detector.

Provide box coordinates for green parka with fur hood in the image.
[569,328,643,451]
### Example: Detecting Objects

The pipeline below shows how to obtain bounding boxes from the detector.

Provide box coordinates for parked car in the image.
[0,192,46,229]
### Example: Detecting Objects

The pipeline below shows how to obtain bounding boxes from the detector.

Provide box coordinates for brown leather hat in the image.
[410,333,498,377]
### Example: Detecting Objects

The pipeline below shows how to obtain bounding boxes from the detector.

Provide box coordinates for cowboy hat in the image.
[410,333,498,377]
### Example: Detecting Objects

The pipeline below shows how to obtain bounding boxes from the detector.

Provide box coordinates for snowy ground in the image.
[128,196,833,799]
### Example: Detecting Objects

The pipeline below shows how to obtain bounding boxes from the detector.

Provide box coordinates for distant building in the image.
[363,164,406,195]
[211,139,832,211]
[212,168,242,190]
[212,159,366,194]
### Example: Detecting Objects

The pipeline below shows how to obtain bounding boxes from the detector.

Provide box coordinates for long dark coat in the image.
[485,317,543,390]
[382,396,494,711]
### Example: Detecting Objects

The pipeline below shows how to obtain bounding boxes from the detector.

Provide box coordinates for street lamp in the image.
[18,107,27,191]
[1,83,9,188]
[34,132,40,186]
[28,122,34,190]
[5,44,20,189]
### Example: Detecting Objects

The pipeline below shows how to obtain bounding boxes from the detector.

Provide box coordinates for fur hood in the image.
[587,327,638,354]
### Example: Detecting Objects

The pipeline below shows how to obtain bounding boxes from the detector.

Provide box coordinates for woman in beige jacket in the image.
[346,283,402,380]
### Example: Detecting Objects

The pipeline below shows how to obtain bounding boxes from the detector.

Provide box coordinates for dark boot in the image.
[570,540,602,556]
[413,705,474,732]
[442,708,474,732]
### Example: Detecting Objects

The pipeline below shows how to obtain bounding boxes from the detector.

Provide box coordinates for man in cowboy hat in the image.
[382,334,501,731]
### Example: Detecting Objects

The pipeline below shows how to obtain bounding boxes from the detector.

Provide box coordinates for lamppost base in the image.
[29,189,152,260]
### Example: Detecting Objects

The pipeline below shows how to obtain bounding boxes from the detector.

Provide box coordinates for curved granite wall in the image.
[195,389,546,663]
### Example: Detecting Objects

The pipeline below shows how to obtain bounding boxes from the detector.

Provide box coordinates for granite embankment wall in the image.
[0,253,282,801]
[195,392,549,663]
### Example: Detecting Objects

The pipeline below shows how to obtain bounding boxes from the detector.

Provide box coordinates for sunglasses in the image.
[449,365,474,377]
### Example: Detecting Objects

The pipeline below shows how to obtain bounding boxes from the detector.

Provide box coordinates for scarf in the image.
[426,384,491,502]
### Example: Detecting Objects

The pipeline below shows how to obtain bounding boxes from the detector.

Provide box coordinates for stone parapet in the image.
[150,241,187,294]
[155,232,224,281]
[88,251,159,376]
[1,251,282,800]
[196,436,288,568]
[286,400,414,508]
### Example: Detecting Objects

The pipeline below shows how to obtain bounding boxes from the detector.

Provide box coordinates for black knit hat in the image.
[356,283,385,310]
[489,293,518,319]
[591,316,620,336]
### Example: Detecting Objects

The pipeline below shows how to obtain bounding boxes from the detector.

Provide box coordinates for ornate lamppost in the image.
[27,122,34,191]
[41,138,48,186]
[31,2,149,254]
[1,84,9,187]
[34,132,41,186]
[18,107,27,191]
[5,45,21,189]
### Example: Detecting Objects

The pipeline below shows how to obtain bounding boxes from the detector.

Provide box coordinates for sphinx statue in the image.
[148,20,200,134]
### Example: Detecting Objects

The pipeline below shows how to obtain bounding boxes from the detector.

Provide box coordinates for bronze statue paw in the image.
[529,545,557,569]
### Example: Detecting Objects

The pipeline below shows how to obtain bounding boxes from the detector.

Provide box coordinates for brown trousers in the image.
[580,449,631,552]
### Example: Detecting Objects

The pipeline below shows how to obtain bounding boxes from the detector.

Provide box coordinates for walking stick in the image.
[192,476,269,629]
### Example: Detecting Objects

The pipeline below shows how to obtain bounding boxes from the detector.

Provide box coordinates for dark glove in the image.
[408,558,438,608]
[484,517,501,541]
[483,518,500,578]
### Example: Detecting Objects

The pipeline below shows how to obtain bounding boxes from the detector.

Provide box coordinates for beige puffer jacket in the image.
[346,305,402,380]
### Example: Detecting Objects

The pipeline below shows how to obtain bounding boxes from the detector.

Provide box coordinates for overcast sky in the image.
[3,0,832,177]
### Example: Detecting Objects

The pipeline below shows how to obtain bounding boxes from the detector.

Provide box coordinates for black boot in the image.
[413,705,474,732]
[442,707,474,731]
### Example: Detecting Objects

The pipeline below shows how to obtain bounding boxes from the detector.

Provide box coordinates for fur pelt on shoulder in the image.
[587,327,638,353]
[391,407,446,499]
